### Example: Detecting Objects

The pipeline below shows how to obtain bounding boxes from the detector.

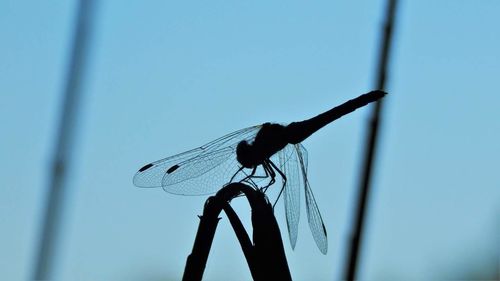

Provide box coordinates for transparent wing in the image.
[133,147,205,188]
[299,143,308,174]
[133,125,261,193]
[275,145,301,250]
[162,147,243,195]
[296,144,328,254]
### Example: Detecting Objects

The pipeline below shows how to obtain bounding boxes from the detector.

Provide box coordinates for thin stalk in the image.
[343,0,398,280]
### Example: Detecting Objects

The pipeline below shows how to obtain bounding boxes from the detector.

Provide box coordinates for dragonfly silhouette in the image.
[134,90,386,254]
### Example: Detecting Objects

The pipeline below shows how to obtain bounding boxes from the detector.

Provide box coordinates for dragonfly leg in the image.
[260,161,276,193]
[229,166,245,182]
[248,166,271,180]
[239,167,261,190]
[268,160,287,209]
[238,163,273,190]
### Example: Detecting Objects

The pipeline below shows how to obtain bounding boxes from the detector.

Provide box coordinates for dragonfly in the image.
[133,90,386,254]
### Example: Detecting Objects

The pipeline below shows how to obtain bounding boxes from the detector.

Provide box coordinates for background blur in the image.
[1,1,499,280]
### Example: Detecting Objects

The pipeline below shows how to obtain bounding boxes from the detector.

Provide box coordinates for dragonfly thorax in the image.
[236,123,288,168]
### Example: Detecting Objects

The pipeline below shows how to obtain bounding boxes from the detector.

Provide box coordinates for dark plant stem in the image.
[183,183,291,281]
[344,0,398,280]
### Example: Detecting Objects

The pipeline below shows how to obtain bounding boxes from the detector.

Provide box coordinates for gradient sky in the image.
[1,1,499,280]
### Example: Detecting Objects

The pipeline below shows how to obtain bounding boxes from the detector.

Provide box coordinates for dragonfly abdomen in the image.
[285,90,386,144]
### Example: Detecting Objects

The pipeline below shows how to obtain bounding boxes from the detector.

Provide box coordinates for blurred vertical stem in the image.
[32,0,96,279]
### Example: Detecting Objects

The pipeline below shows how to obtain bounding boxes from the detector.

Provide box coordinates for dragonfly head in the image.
[236,140,258,168]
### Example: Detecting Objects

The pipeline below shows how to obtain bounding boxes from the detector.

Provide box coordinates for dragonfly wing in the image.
[162,147,239,195]
[275,145,301,250]
[296,144,328,254]
[133,125,261,192]
[298,143,308,173]
[133,147,205,188]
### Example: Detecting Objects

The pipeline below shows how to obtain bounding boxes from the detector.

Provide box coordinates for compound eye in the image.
[236,141,254,168]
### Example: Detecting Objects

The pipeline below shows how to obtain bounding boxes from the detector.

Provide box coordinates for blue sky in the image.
[1,1,499,280]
